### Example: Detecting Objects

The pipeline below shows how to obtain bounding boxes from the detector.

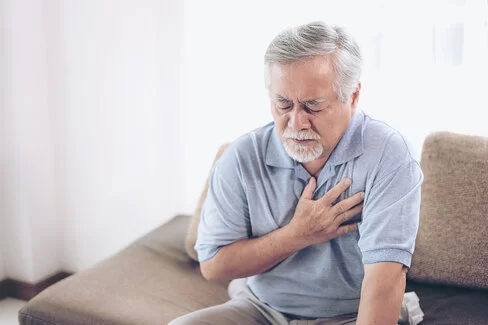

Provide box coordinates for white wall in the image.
[0,0,185,282]
[182,1,272,212]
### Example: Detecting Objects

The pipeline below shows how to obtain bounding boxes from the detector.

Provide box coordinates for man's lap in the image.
[168,279,357,325]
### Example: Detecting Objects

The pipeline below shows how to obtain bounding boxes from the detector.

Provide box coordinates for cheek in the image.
[312,117,336,139]
[314,113,349,143]
[271,107,287,127]
[279,114,289,132]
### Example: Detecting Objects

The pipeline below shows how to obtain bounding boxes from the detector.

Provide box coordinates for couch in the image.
[19,131,488,325]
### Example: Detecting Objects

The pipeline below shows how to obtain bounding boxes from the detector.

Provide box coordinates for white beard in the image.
[282,130,323,163]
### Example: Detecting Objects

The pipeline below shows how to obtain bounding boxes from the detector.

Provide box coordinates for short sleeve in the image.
[359,133,424,267]
[195,144,251,262]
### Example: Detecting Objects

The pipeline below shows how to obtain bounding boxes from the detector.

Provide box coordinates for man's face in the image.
[269,55,360,163]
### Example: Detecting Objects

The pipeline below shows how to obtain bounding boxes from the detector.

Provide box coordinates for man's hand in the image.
[201,177,364,281]
[287,177,364,248]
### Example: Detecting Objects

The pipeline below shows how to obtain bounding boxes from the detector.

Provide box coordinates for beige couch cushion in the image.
[408,132,488,289]
[185,144,229,261]
[19,215,229,325]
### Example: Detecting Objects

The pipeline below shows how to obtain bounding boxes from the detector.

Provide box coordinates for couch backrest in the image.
[185,144,230,261]
[408,131,488,289]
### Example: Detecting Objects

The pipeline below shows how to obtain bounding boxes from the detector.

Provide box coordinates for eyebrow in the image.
[274,95,327,104]
[275,95,292,102]
[299,98,327,106]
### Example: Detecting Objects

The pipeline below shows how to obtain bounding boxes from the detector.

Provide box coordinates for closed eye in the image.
[305,105,321,113]
[275,98,293,110]
[301,98,326,113]
[277,104,293,110]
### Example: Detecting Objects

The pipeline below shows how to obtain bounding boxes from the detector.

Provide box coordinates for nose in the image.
[288,108,311,130]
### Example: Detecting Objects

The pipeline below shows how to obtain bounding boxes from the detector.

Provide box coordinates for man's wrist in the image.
[280,223,311,252]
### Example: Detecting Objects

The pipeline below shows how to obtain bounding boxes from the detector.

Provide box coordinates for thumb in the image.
[301,177,317,200]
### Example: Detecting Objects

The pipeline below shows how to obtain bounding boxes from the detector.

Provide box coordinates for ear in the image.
[350,83,362,112]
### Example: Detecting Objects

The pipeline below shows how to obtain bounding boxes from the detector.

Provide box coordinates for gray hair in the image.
[264,21,362,103]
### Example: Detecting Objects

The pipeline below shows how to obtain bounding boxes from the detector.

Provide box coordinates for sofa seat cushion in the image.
[406,280,488,324]
[19,215,228,325]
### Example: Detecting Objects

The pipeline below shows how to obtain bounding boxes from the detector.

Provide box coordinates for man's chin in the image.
[283,144,323,163]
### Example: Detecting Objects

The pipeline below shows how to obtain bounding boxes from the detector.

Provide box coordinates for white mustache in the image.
[283,130,320,141]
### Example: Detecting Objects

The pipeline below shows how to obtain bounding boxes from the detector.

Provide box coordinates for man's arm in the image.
[201,224,308,281]
[201,177,364,281]
[356,262,407,325]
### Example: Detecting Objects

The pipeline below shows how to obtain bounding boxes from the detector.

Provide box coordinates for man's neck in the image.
[302,154,331,178]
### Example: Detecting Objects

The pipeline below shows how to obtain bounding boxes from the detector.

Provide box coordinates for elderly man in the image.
[171,21,423,325]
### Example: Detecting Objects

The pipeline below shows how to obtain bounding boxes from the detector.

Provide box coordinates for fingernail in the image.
[344,178,351,186]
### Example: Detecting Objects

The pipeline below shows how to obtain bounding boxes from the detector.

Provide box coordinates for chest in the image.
[245,159,368,237]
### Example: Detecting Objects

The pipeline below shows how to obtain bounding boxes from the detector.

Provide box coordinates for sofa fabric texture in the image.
[408,132,488,289]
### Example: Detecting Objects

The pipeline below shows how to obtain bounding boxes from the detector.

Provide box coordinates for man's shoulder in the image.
[215,122,274,170]
[360,114,420,180]
[223,122,274,158]
[362,114,415,162]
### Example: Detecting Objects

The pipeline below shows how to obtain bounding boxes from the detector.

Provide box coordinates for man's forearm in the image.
[356,262,407,325]
[200,225,308,281]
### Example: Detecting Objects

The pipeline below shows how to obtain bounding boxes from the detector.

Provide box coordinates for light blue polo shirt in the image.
[195,109,423,318]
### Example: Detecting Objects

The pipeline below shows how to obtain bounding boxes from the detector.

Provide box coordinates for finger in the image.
[336,222,359,236]
[332,192,364,216]
[320,178,352,205]
[300,177,316,200]
[334,203,363,227]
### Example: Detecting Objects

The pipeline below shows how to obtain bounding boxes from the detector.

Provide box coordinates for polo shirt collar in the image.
[327,109,365,166]
[265,127,295,168]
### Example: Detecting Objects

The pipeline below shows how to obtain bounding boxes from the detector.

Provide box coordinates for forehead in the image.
[269,55,335,98]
